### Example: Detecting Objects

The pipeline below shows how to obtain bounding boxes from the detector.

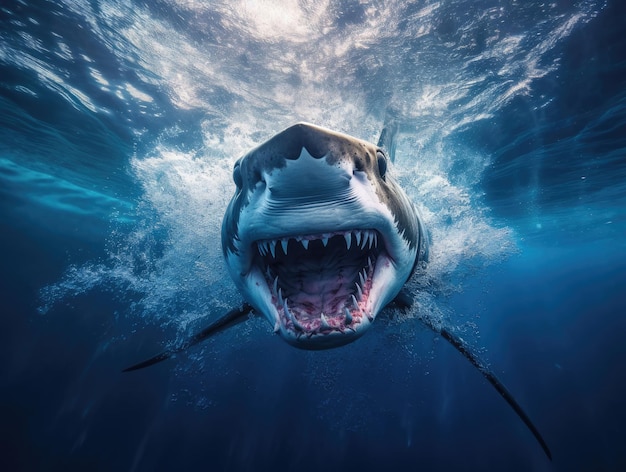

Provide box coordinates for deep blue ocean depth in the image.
[2,1,625,471]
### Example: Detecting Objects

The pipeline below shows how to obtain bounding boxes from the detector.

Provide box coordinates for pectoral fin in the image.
[122,303,253,372]
[390,293,552,460]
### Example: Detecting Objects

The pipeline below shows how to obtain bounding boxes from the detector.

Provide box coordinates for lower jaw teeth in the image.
[283,298,304,331]
[355,283,363,300]
[351,294,359,310]
[271,263,373,334]
[282,303,359,333]
[344,308,353,324]
[282,307,362,333]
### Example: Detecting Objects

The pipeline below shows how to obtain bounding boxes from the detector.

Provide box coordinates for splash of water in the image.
[35,0,602,356]
[39,121,514,357]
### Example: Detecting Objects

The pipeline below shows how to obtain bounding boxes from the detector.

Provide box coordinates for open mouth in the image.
[253,230,383,338]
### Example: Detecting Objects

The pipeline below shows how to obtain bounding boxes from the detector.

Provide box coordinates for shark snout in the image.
[258,122,354,161]
[263,149,352,205]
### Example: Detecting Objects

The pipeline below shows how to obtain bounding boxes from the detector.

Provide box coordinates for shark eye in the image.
[377,151,387,180]
[233,164,243,187]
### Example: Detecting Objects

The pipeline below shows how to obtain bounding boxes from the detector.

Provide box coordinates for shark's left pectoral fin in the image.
[390,294,552,460]
[122,303,253,372]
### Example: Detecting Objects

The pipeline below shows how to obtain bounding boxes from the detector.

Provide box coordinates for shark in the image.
[124,122,551,460]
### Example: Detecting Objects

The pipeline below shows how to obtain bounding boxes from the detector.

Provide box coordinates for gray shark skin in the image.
[123,122,551,461]
[221,122,428,349]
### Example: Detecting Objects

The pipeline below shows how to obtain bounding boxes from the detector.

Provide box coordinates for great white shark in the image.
[221,122,428,348]
[124,122,552,460]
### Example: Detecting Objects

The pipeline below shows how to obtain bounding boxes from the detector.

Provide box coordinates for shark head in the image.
[221,122,427,349]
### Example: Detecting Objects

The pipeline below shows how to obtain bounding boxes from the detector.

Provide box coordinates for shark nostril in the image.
[353,155,365,172]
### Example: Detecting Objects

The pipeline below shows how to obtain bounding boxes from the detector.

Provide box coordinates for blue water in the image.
[2,1,625,471]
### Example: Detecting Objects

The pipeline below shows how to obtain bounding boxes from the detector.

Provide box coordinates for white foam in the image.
[37,0,603,359]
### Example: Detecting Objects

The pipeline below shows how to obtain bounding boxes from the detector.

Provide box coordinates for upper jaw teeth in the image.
[256,229,379,256]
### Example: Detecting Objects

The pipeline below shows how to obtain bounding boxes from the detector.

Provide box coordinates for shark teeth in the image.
[260,229,378,335]
[283,298,304,331]
[256,229,379,258]
[268,262,373,334]
[344,307,353,325]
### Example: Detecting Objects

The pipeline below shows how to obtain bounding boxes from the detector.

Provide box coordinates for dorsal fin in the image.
[377,118,399,163]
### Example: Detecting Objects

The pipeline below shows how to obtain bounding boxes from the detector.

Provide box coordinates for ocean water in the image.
[1,1,625,471]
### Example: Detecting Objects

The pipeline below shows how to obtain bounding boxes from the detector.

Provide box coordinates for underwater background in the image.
[1,0,625,470]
